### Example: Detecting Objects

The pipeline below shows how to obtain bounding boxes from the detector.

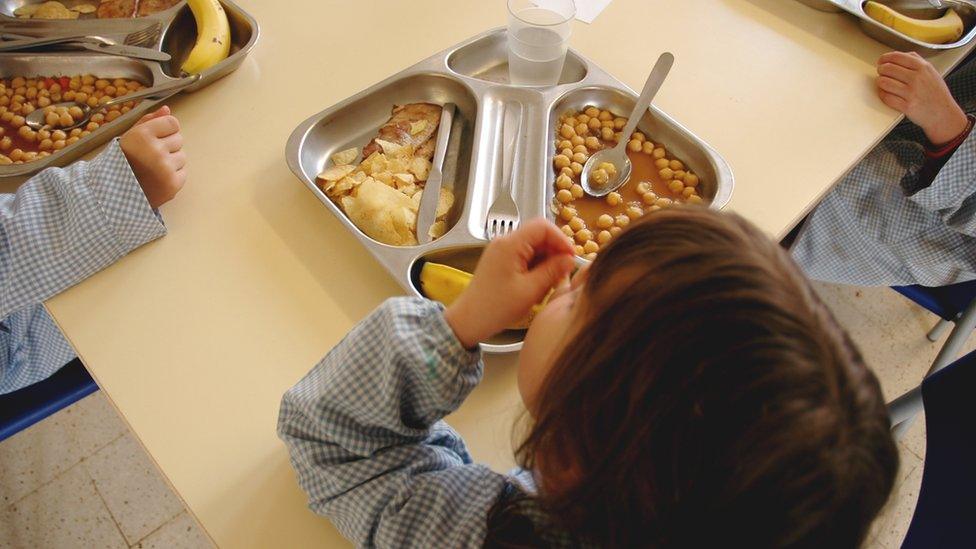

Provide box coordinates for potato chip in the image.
[375,139,405,157]
[373,171,394,186]
[71,3,97,13]
[13,4,40,15]
[437,189,455,218]
[341,178,418,246]
[428,220,447,239]
[330,147,358,166]
[409,157,432,181]
[317,164,356,182]
[393,173,415,187]
[360,152,388,176]
[410,120,428,135]
[34,1,78,18]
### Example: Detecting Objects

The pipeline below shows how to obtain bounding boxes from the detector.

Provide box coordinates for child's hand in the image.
[877,51,969,145]
[444,219,576,349]
[120,106,186,209]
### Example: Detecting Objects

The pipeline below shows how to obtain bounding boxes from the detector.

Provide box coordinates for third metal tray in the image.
[286,28,734,353]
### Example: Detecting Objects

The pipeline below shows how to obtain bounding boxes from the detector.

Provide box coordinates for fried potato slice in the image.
[330,147,358,166]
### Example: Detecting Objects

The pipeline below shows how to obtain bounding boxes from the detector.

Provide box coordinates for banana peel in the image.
[181,0,232,75]
[864,1,964,45]
[419,262,549,330]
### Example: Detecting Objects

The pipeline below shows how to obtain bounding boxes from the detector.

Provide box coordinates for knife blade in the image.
[417,103,456,244]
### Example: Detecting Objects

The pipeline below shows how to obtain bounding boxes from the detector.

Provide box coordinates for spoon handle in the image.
[615,52,675,154]
[100,74,202,110]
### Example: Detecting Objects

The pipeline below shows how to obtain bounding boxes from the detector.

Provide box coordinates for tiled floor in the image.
[0,281,968,548]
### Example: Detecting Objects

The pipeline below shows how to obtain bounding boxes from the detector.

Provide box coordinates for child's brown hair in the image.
[488,208,898,548]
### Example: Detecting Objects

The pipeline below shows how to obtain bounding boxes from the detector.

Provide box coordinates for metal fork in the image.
[484,102,522,239]
[123,22,162,47]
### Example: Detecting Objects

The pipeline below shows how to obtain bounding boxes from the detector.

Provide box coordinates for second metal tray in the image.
[286,28,734,353]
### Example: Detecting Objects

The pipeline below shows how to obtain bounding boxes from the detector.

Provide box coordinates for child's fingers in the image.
[142,115,181,138]
[169,150,187,171]
[878,90,909,113]
[135,105,171,126]
[879,51,924,70]
[877,75,909,98]
[161,132,183,152]
[878,62,915,84]
[517,218,575,257]
[527,254,576,298]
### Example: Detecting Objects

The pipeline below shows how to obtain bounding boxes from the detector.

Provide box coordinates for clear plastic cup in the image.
[507,0,576,87]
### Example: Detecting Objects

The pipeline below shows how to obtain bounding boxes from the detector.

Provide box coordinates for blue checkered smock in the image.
[0,140,166,394]
[792,59,976,286]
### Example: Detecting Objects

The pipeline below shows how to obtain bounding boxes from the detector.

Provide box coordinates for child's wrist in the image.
[443,299,483,350]
[923,106,969,146]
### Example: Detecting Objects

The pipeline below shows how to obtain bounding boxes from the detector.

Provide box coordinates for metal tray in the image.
[285,28,734,353]
[796,0,976,52]
[0,0,258,178]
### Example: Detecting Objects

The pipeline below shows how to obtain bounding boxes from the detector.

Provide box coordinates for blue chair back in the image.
[893,280,976,320]
[901,350,976,548]
[0,359,98,442]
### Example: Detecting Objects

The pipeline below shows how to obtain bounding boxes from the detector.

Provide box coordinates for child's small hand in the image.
[877,51,969,145]
[444,219,576,349]
[120,106,186,209]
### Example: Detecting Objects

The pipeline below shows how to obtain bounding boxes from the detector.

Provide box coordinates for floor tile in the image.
[60,392,129,456]
[133,512,213,549]
[83,433,184,545]
[0,405,85,507]
[874,463,924,549]
[0,464,127,549]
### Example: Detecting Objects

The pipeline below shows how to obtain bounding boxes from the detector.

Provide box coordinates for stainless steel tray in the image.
[796,0,976,52]
[285,28,734,353]
[0,0,258,178]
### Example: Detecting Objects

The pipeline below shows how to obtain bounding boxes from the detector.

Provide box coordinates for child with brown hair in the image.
[278,208,898,548]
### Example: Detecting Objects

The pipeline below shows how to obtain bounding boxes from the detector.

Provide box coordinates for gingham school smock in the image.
[0,140,166,394]
[792,58,976,287]
[278,298,585,549]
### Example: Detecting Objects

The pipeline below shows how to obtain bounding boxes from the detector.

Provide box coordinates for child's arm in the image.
[278,220,574,547]
[0,107,183,318]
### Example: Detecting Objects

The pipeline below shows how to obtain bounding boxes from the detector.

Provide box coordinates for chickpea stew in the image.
[0,75,146,165]
[552,105,705,260]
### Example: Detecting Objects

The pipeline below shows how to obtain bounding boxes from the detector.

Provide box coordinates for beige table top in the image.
[33,0,976,547]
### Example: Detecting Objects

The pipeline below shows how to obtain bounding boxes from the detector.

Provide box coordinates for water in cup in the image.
[507,1,574,87]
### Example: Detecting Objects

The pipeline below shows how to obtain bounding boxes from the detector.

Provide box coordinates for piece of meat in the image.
[97,0,137,18]
[362,103,441,159]
[137,0,181,16]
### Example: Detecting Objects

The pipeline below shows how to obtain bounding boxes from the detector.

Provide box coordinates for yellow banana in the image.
[419,262,549,330]
[181,0,231,75]
[864,1,964,45]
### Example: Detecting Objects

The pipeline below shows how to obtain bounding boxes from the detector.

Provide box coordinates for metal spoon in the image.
[26,74,201,131]
[581,52,674,197]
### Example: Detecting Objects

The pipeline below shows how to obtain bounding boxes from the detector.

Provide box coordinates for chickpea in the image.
[25,87,37,100]
[626,205,643,219]
[669,159,684,171]
[574,123,589,136]
[558,139,572,150]
[615,214,630,227]
[642,141,655,154]
[37,129,50,140]
[600,127,615,141]
[560,124,575,139]
[614,131,624,143]
[659,167,675,180]
[53,140,66,150]
[606,191,622,206]
[575,229,593,244]
[80,130,91,138]
[632,132,646,143]
[673,170,686,181]
[577,114,590,125]
[94,79,109,90]
[0,156,9,166]
[570,135,585,147]
[574,245,585,256]
[75,92,88,104]
[37,96,51,108]
[560,148,573,158]
[668,180,685,194]
[565,116,578,128]
[556,189,573,204]
[597,214,614,229]
[560,206,577,221]
[69,79,81,91]
[572,144,587,154]
[684,173,700,187]
[67,106,84,119]
[613,117,627,130]
[52,130,67,142]
[682,186,696,198]
[598,110,613,122]
[583,240,600,254]
[627,139,641,152]
[569,216,585,232]
[635,181,650,195]
[649,205,662,212]
[688,195,704,205]
[554,154,571,169]
[560,166,574,178]
[17,125,31,138]
[81,75,95,86]
[9,148,23,161]
[597,230,612,245]
[69,128,82,138]
[584,106,600,118]
[0,136,11,151]
[11,77,25,88]
[599,162,617,178]
[591,168,609,185]
[570,183,585,199]
[654,157,670,169]
[39,138,53,151]
[556,174,574,190]
[11,115,25,129]
[584,252,597,261]
[570,162,583,176]
[23,151,37,162]
[652,147,666,159]
[584,136,601,150]
[0,126,3,136]
[1,112,13,123]
[587,117,601,131]
[87,96,100,108]
[601,119,614,129]
[126,81,141,91]
[656,197,674,208]
[106,110,122,123]
[20,104,34,116]
[572,152,588,164]
[643,192,661,205]
[561,224,575,238]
